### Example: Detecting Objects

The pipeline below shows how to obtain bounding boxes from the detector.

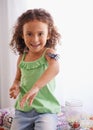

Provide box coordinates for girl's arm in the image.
[20,48,60,108]
[33,48,59,89]
[9,55,22,99]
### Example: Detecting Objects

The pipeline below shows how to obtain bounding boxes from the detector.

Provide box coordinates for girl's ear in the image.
[22,34,24,39]
[47,35,50,40]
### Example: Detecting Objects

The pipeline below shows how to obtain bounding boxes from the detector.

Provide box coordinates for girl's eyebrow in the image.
[38,31,44,33]
[26,31,32,33]
[26,30,44,33]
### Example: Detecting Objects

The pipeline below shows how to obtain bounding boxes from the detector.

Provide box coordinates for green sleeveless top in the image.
[15,49,61,113]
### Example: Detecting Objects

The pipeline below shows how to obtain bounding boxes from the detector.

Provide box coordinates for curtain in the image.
[0,0,11,108]
[0,0,30,108]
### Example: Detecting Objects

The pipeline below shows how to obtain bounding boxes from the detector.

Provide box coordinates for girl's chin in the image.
[29,47,41,53]
[29,45,45,51]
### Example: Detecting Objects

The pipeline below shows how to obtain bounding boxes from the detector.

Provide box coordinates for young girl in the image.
[9,8,61,130]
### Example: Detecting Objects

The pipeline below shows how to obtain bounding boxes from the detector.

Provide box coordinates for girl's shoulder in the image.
[45,48,58,61]
[45,48,56,53]
[17,54,24,65]
[45,48,57,58]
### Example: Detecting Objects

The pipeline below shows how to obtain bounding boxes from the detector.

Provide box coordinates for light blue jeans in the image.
[10,109,58,130]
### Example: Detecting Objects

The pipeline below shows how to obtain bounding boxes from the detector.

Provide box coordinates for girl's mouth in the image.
[30,43,40,48]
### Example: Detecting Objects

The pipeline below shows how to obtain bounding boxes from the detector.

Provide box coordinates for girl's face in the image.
[22,20,49,53]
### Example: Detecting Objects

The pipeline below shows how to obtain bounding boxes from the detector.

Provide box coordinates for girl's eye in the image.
[38,32,44,36]
[27,33,32,36]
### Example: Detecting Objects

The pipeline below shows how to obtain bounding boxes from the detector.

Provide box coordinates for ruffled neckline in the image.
[19,50,48,70]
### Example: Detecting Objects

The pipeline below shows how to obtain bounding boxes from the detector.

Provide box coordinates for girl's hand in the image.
[9,85,20,99]
[20,87,39,108]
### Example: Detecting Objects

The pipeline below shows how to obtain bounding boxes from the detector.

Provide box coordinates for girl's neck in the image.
[25,48,46,62]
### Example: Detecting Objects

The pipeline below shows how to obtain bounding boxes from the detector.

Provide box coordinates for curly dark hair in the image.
[10,8,61,54]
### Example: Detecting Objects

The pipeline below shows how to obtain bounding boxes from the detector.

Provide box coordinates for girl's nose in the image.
[32,35,39,42]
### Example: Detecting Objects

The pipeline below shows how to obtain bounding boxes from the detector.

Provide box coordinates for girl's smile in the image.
[30,43,40,48]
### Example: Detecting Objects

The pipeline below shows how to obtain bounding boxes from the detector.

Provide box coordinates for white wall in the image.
[60,0,93,113]
[58,1,93,113]
[0,0,93,114]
